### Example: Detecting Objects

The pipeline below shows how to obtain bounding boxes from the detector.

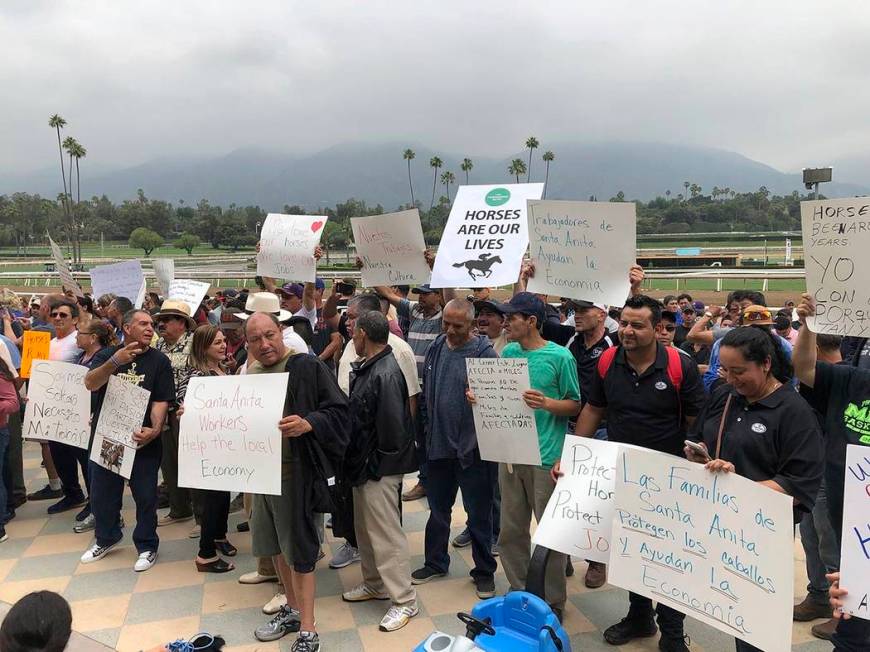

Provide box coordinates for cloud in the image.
[1,0,868,175]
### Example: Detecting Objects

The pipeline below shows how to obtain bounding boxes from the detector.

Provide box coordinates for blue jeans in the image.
[800,480,840,601]
[424,456,498,581]
[0,427,9,525]
[89,437,162,553]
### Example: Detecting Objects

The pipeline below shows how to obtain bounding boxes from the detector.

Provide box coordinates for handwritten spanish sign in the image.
[89,260,146,308]
[465,357,541,466]
[167,279,210,318]
[257,213,327,282]
[527,200,635,305]
[431,184,544,288]
[49,234,83,297]
[609,447,793,652]
[351,209,430,287]
[801,197,870,336]
[23,360,91,448]
[20,330,51,378]
[178,373,288,495]
[152,258,175,296]
[533,436,620,563]
[89,375,150,479]
[839,444,870,619]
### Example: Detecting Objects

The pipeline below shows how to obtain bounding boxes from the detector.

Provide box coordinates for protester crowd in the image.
[0,249,867,652]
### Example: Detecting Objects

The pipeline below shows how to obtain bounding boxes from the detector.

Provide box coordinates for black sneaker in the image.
[47,495,87,515]
[411,566,447,585]
[27,485,64,501]
[237,521,250,533]
[603,616,658,645]
[0,526,7,543]
[658,635,690,652]
[474,576,496,599]
[75,505,91,522]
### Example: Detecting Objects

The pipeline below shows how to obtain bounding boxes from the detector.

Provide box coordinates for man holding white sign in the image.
[351,209,430,287]
[257,213,327,282]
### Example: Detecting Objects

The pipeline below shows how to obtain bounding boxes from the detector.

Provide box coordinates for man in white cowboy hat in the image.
[153,300,199,528]
[237,292,309,364]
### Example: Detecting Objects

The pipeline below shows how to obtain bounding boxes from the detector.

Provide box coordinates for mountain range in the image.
[2,141,867,210]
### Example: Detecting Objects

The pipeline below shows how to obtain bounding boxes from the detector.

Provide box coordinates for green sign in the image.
[485,187,511,207]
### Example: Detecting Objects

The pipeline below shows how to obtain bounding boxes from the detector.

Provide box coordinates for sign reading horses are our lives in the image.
[527,200,636,306]
[257,213,328,282]
[431,183,543,288]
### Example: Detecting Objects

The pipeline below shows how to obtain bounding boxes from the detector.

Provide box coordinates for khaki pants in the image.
[498,464,567,610]
[353,475,416,606]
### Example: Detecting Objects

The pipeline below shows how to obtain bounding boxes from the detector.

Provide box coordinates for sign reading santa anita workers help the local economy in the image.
[257,213,328,282]
[431,184,544,288]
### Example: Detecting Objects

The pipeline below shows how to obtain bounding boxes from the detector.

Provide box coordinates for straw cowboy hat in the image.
[237,292,292,323]
[154,300,197,329]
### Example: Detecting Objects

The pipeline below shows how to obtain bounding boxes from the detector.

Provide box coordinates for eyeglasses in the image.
[50,312,72,318]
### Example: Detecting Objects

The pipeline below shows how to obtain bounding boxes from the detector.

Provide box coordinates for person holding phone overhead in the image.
[685,326,824,651]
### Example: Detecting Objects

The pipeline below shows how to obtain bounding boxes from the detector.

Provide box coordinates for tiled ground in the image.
[0,442,833,651]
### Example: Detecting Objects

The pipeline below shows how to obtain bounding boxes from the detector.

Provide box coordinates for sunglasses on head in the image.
[742,309,772,323]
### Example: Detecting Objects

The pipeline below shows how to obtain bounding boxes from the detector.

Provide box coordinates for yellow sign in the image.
[21,331,51,378]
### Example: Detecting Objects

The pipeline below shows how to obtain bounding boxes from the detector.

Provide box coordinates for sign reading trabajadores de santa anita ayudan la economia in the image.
[431,183,544,288]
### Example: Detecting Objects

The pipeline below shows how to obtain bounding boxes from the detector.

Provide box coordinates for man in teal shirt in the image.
[497,292,580,621]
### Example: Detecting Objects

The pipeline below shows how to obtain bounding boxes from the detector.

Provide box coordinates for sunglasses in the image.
[742,309,772,323]
[50,311,72,318]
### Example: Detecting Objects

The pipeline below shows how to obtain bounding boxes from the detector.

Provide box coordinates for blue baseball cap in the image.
[314,277,325,291]
[500,292,545,323]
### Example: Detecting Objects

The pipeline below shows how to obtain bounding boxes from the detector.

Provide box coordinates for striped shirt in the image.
[398,298,442,383]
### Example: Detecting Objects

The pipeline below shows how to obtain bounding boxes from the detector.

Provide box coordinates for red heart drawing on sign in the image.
[310,221,324,233]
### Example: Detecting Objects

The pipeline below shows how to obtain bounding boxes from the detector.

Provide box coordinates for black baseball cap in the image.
[474,299,505,316]
[411,284,438,295]
[500,292,545,323]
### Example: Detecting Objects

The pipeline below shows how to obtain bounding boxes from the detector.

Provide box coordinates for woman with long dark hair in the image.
[686,325,824,652]
[177,325,236,572]
[0,357,20,543]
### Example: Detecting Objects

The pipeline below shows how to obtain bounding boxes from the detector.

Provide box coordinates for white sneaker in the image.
[379,603,419,632]
[134,550,158,572]
[342,583,389,602]
[80,540,119,564]
[263,592,287,615]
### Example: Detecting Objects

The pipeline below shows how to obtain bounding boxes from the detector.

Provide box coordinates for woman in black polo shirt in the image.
[685,326,824,652]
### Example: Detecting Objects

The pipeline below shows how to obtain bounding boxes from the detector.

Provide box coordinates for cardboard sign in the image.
[351,209,430,287]
[431,184,544,288]
[49,235,83,297]
[609,447,794,652]
[533,436,621,563]
[166,279,210,318]
[89,260,146,308]
[465,357,541,466]
[527,200,635,305]
[257,213,327,282]
[178,373,288,495]
[20,330,51,378]
[89,375,150,478]
[152,258,175,296]
[801,197,870,336]
[23,360,91,449]
[839,444,870,619]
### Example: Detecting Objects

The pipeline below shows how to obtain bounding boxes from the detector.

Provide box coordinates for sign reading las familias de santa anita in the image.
[431,183,544,288]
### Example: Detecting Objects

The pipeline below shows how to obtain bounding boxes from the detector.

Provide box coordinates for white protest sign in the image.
[801,197,870,336]
[49,235,83,297]
[609,447,794,652]
[23,360,90,449]
[351,209,430,287]
[152,258,175,296]
[178,373,288,495]
[839,444,870,619]
[89,260,146,308]
[465,357,541,466]
[527,201,635,305]
[89,375,150,479]
[431,183,544,288]
[166,279,210,318]
[533,436,620,563]
[257,213,327,282]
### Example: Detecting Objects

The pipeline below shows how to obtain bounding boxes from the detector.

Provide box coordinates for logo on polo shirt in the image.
[751,423,767,434]
[655,381,667,390]
[591,347,604,359]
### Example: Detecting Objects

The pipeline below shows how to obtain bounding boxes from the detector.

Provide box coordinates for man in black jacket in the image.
[341,311,418,632]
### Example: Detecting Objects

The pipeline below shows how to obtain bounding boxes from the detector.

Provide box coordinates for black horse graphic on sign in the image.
[452,253,503,281]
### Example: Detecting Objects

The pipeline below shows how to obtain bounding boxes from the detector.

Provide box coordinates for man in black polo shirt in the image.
[80,309,175,573]
[570,295,705,652]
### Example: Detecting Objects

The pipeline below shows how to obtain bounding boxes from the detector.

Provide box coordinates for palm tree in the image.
[460,158,473,184]
[63,137,81,261]
[525,136,539,182]
[403,149,416,206]
[508,158,527,183]
[683,181,690,200]
[429,156,443,209]
[441,171,456,202]
[71,141,87,263]
[665,189,671,198]
[48,114,70,222]
[542,151,555,198]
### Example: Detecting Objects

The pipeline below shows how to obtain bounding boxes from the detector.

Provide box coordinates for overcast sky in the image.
[2,1,868,175]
